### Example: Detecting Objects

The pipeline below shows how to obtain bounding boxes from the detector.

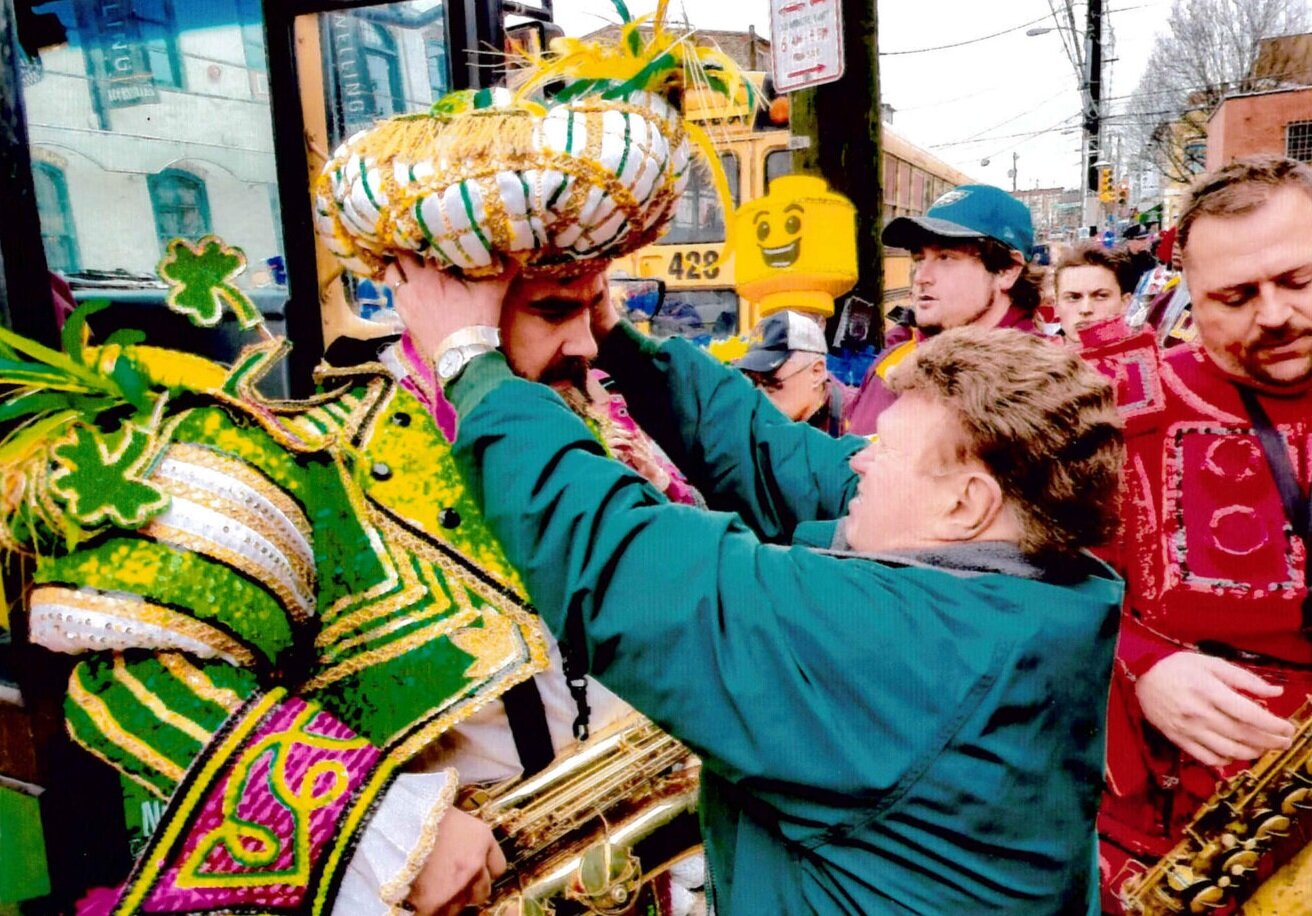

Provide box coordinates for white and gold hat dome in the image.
[315,4,748,280]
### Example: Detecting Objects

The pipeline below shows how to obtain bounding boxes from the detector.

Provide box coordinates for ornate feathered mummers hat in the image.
[314,0,751,279]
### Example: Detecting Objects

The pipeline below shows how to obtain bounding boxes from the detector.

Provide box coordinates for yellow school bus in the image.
[610,90,978,340]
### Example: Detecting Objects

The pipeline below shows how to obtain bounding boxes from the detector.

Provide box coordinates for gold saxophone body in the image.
[463,712,703,915]
[1120,698,1312,915]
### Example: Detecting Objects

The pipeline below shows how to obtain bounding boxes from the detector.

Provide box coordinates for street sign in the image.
[770,0,845,93]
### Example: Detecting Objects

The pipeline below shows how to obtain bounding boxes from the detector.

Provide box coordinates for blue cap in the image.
[882,184,1034,260]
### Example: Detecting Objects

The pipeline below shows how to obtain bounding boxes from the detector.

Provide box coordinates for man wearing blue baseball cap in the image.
[845,184,1042,435]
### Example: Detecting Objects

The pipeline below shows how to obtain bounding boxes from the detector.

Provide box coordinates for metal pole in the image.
[789,0,882,348]
[1082,0,1102,237]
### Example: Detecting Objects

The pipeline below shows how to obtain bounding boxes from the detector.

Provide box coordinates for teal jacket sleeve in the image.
[595,323,864,542]
[449,353,992,802]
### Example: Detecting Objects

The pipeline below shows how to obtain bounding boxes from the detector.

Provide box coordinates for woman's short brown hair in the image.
[887,327,1125,563]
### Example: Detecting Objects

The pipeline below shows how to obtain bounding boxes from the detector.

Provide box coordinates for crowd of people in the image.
[4,18,1311,915]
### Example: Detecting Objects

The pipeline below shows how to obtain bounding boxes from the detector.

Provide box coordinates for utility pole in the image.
[1011,151,1019,192]
[789,0,882,347]
[1082,0,1103,237]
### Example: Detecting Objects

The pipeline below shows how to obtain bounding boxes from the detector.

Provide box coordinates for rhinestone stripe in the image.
[164,444,313,542]
[145,503,314,624]
[154,456,314,572]
[29,586,255,665]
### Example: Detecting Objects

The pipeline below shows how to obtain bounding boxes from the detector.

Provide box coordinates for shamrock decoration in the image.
[48,422,169,530]
[157,235,264,330]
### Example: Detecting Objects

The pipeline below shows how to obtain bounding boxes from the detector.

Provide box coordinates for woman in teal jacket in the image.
[399,266,1126,914]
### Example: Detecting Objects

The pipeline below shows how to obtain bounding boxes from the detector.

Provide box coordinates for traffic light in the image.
[1098,168,1114,203]
[1117,182,1129,206]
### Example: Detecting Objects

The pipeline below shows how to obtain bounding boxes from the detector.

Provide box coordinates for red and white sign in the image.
[769,0,845,93]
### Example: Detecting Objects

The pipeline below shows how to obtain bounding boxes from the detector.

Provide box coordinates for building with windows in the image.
[1205,85,1312,171]
[1014,186,1082,244]
[22,1,450,288]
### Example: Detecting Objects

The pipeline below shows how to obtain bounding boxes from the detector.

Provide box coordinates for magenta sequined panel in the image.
[136,696,381,912]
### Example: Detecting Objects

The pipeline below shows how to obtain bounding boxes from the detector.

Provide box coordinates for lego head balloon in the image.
[732,175,857,318]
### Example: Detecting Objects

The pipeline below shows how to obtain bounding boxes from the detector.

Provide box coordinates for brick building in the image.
[1205,85,1312,171]
[1014,186,1083,243]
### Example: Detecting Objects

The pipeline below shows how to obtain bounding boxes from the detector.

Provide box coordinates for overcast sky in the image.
[550,0,1177,191]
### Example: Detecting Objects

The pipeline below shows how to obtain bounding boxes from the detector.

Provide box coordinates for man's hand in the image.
[386,253,517,359]
[1136,651,1295,767]
[404,806,507,916]
[590,287,624,343]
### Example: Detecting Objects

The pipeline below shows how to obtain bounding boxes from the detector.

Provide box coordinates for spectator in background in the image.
[844,184,1043,435]
[1052,242,1133,340]
[1120,223,1158,287]
[734,310,851,436]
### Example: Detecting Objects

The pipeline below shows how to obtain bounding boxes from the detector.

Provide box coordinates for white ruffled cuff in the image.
[333,768,459,915]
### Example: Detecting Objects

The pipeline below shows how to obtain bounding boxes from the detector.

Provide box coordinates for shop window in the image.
[148,169,211,251]
[1287,121,1312,163]
[33,163,80,274]
[360,22,404,117]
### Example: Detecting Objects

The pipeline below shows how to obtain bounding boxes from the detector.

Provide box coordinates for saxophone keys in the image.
[1279,784,1312,814]
[1252,809,1293,839]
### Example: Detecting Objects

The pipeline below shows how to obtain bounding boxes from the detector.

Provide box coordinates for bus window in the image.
[663,151,738,245]
[298,4,455,342]
[316,5,451,146]
[651,288,739,340]
[764,148,792,193]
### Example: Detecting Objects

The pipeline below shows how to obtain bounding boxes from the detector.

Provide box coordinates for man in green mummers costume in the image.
[1,20,743,915]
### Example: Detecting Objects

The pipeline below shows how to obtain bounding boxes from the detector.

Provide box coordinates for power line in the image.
[879,12,1053,56]
[929,86,1075,148]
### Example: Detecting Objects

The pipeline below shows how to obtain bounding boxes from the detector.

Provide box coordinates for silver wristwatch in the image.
[433,326,501,383]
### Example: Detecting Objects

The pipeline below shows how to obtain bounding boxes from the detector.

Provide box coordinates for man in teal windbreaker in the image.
[390,257,1126,914]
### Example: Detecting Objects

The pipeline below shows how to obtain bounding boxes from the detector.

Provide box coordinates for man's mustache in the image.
[539,356,591,392]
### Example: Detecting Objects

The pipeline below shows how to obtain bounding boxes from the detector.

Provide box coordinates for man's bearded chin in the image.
[538,356,592,393]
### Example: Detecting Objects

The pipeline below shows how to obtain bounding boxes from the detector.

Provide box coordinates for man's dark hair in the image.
[1055,241,1135,295]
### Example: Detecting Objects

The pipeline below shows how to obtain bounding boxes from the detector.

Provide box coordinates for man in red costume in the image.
[1092,156,1312,910]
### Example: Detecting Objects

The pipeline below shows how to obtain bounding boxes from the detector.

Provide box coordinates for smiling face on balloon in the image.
[753,202,805,269]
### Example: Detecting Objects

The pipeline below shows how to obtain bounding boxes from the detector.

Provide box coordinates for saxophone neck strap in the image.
[1233,383,1312,629]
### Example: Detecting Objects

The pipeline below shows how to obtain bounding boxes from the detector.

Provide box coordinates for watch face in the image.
[438,348,464,380]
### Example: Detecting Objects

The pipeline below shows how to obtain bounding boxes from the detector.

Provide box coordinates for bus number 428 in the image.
[668,250,720,280]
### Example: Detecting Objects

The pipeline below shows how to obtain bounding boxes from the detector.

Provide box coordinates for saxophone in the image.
[462,712,703,915]
[1120,698,1312,915]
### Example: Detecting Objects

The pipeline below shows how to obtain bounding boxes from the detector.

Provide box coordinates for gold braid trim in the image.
[144,521,313,626]
[68,667,186,783]
[153,475,314,590]
[157,653,243,713]
[302,610,481,693]
[163,443,313,543]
